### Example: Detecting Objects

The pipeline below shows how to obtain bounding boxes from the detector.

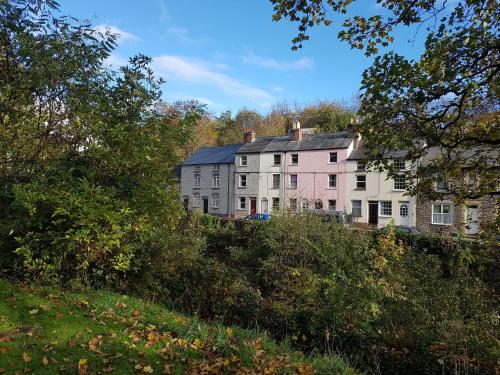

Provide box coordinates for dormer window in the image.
[436,172,448,191]
[240,155,247,166]
[291,154,299,165]
[356,161,365,171]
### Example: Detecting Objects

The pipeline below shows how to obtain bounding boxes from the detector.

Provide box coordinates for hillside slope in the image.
[0,280,356,374]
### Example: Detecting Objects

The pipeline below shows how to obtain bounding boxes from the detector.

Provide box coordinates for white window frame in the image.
[239,174,247,188]
[212,194,219,208]
[212,164,220,173]
[352,200,362,217]
[432,203,452,225]
[329,152,338,163]
[194,165,201,173]
[356,175,366,189]
[194,174,200,188]
[240,155,248,167]
[356,161,365,171]
[291,153,299,165]
[212,175,220,188]
[193,193,200,207]
[379,201,392,217]
[328,199,336,211]
[393,159,405,171]
[272,174,280,189]
[435,172,448,191]
[328,174,337,188]
[238,196,246,210]
[290,174,298,189]
[393,175,406,191]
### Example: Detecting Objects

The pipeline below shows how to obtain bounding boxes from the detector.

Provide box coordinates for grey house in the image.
[180,144,242,217]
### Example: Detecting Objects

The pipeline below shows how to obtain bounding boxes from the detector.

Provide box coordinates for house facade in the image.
[415,147,499,236]
[180,144,241,217]
[345,144,417,228]
[234,127,355,218]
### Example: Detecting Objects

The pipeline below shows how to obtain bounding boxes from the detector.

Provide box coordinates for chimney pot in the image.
[243,130,256,143]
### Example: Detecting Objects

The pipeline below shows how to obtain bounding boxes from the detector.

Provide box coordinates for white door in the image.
[261,198,268,214]
[465,205,479,234]
[398,202,410,226]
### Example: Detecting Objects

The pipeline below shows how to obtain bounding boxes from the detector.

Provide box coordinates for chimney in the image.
[243,130,256,143]
[346,119,361,149]
[288,119,302,141]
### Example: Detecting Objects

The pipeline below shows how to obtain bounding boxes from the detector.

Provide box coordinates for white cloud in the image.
[157,0,169,22]
[95,25,139,43]
[243,52,314,71]
[104,53,127,68]
[166,27,210,44]
[273,86,284,92]
[153,55,274,101]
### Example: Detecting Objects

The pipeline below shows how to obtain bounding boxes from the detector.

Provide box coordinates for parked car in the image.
[241,213,270,221]
[307,210,353,225]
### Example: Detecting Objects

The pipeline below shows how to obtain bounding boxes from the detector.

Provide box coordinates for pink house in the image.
[284,146,352,212]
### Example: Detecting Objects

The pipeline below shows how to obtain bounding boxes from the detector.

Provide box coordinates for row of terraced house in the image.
[180,123,497,236]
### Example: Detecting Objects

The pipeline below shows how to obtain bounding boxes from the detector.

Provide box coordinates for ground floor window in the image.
[272,197,280,209]
[212,194,219,208]
[328,199,336,211]
[302,199,309,210]
[193,193,200,207]
[315,199,323,210]
[379,201,392,216]
[432,203,452,224]
[238,196,246,210]
[352,200,362,217]
[289,198,297,212]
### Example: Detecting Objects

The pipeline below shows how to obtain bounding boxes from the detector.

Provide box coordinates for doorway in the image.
[398,201,410,226]
[465,205,479,235]
[261,198,268,213]
[368,201,378,226]
[203,198,209,214]
[250,197,257,215]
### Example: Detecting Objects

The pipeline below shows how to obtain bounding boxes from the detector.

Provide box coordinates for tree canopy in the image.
[271,0,499,201]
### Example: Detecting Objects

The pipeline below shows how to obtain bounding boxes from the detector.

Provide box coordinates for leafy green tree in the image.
[300,101,355,133]
[0,0,201,285]
[271,0,499,200]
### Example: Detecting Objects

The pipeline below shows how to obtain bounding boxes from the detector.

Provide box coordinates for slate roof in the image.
[236,132,353,154]
[347,142,408,160]
[183,144,242,165]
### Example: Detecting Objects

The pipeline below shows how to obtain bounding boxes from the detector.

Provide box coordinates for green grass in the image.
[0,279,356,374]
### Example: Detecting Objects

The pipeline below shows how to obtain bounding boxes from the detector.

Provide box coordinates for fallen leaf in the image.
[0,346,8,354]
[103,367,114,373]
[78,358,89,375]
[29,309,39,315]
[226,327,233,337]
[43,356,48,366]
[22,352,31,362]
[55,312,64,319]
[142,365,154,374]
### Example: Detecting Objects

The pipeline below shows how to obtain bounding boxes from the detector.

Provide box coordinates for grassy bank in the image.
[0,280,356,374]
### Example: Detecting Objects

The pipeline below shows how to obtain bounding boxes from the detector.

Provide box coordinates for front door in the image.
[261,198,268,213]
[398,201,410,226]
[250,198,257,215]
[203,198,209,214]
[368,201,378,226]
[465,205,479,235]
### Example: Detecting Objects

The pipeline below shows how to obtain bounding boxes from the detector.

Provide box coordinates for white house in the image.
[345,143,417,228]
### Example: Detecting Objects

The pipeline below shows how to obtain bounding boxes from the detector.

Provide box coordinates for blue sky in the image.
[57,0,427,115]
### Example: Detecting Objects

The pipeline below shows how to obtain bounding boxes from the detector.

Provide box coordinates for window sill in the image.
[354,187,366,191]
[238,186,246,189]
[431,222,452,226]
[289,187,297,190]
[379,215,393,218]
[393,189,406,192]
[327,187,337,190]
[212,187,220,189]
